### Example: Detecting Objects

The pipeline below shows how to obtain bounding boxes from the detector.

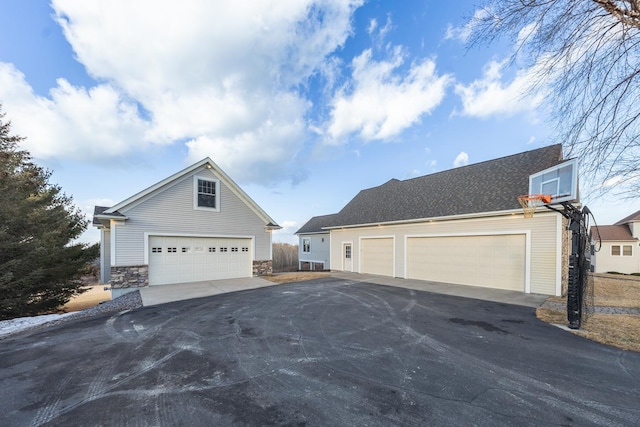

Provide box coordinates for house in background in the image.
[591,210,640,274]
[93,158,280,298]
[296,144,575,296]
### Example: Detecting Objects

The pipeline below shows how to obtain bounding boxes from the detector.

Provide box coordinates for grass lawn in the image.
[537,274,640,352]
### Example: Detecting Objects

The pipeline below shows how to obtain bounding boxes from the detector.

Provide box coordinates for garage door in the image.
[406,235,525,291]
[148,236,252,286]
[361,238,394,277]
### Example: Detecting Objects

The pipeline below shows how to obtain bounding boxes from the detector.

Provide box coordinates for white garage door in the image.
[406,235,525,291]
[148,236,252,286]
[361,238,394,277]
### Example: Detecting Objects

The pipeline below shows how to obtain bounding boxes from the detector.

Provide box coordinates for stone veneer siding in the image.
[110,265,149,289]
[253,260,273,276]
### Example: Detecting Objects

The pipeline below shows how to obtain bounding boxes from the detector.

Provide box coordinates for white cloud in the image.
[453,151,469,167]
[273,220,300,244]
[184,92,309,184]
[444,8,490,43]
[0,62,151,160]
[453,59,544,119]
[2,0,365,185]
[326,47,451,143]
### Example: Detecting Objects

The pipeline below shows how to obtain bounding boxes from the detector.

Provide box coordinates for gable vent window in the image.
[194,176,220,211]
[152,247,162,253]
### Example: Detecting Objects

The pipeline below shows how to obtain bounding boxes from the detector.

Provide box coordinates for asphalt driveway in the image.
[1,277,639,426]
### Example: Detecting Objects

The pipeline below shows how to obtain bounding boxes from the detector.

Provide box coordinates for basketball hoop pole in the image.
[546,202,591,329]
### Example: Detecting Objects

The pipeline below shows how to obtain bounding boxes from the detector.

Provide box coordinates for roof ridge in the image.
[398,144,563,184]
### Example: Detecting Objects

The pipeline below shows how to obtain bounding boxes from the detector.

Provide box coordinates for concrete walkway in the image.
[138,277,276,306]
[137,272,550,308]
[330,272,549,308]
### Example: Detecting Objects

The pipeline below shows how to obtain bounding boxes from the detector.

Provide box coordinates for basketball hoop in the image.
[517,194,552,218]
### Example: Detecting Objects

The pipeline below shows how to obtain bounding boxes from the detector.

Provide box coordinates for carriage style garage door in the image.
[361,237,394,277]
[148,236,252,286]
[406,234,526,291]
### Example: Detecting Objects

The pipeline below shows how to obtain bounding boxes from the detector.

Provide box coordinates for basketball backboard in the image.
[529,158,578,204]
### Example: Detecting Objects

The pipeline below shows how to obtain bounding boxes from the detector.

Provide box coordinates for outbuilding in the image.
[297,145,573,296]
[93,158,280,298]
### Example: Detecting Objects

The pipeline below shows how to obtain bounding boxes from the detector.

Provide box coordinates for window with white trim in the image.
[302,238,311,253]
[194,176,220,211]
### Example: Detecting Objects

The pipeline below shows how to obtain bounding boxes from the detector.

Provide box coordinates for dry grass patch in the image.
[63,285,111,312]
[545,274,640,308]
[537,274,640,352]
[538,307,640,352]
[265,272,330,284]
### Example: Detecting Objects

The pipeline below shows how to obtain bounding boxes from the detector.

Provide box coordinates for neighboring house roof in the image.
[614,209,640,226]
[591,225,637,242]
[92,158,280,228]
[298,144,564,231]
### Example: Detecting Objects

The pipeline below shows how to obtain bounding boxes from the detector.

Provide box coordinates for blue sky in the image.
[1,0,638,245]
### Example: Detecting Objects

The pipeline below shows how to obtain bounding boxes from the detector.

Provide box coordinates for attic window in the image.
[194,177,220,211]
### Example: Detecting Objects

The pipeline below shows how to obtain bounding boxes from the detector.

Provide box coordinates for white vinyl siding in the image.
[329,212,560,295]
[298,233,331,269]
[593,241,640,274]
[113,169,271,266]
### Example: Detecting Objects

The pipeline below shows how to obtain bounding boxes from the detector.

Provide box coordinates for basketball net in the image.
[517,194,551,218]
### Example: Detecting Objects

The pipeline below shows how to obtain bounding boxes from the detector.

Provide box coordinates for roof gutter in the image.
[321,207,556,230]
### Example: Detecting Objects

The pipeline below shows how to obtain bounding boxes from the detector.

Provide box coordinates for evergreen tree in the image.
[0,106,98,320]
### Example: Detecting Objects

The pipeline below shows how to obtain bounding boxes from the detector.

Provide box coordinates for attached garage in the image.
[361,237,394,277]
[148,236,252,286]
[406,234,526,291]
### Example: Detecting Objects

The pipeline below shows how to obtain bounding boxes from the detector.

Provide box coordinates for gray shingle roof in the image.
[92,206,109,226]
[295,213,340,234]
[92,205,126,226]
[297,144,565,231]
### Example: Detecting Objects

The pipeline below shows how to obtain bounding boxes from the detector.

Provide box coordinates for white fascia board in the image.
[322,208,548,230]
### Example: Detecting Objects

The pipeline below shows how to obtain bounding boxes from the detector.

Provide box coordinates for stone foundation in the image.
[253,260,273,276]
[110,265,149,289]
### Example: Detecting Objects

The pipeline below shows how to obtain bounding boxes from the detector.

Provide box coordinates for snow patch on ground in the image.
[0,313,78,338]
